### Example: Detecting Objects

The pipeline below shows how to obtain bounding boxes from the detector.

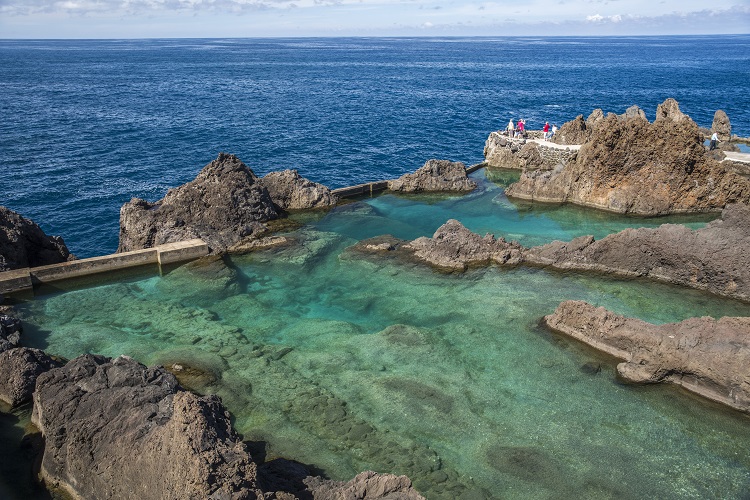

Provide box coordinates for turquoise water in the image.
[14,173,750,499]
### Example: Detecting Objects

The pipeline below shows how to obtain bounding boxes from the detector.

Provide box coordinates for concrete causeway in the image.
[0,239,208,296]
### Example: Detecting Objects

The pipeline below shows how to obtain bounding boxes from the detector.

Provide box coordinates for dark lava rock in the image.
[506,99,750,215]
[118,152,280,253]
[0,206,74,272]
[0,313,22,353]
[525,203,750,301]
[0,347,61,407]
[261,169,338,210]
[31,354,263,500]
[544,300,750,413]
[551,114,588,145]
[405,219,523,271]
[388,159,476,193]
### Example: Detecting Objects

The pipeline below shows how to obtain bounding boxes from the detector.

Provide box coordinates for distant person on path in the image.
[543,122,550,139]
[517,119,526,138]
[550,124,558,139]
[710,131,719,150]
[507,119,515,137]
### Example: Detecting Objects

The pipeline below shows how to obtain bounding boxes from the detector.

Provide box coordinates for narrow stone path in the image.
[723,151,750,164]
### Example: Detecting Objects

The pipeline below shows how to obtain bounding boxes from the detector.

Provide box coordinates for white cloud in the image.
[0,0,747,36]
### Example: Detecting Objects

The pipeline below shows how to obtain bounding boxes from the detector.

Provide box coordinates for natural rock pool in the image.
[13,171,750,499]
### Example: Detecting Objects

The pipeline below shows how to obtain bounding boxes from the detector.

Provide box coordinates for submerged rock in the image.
[0,206,74,272]
[304,470,425,500]
[544,300,750,413]
[118,153,280,253]
[261,169,338,211]
[506,99,750,215]
[388,159,477,193]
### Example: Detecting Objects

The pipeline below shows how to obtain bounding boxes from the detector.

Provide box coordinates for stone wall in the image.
[484,131,579,171]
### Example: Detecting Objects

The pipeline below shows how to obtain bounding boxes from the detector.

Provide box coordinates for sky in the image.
[0,0,748,38]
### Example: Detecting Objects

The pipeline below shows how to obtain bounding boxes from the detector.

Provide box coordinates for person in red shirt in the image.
[543,121,550,139]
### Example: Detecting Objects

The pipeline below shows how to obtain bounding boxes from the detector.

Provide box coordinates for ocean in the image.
[3,36,750,499]
[2,35,749,258]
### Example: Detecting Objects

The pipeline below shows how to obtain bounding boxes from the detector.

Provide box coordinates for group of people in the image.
[505,119,557,140]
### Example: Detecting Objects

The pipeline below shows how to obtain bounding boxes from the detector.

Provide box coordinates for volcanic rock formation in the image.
[0,206,74,272]
[351,203,750,302]
[543,300,750,413]
[388,159,477,193]
[712,110,732,141]
[0,347,61,407]
[261,169,338,210]
[525,203,750,301]
[30,353,426,499]
[505,99,750,215]
[118,153,279,253]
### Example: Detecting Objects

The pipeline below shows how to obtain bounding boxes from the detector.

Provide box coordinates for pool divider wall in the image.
[0,239,209,296]
[1,163,487,296]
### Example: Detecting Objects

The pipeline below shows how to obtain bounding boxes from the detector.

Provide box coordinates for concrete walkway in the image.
[526,138,581,151]
[723,151,750,164]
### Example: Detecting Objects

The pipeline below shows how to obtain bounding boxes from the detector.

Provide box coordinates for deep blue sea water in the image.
[1,35,749,257]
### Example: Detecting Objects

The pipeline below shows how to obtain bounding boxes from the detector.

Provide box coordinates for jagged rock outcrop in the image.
[0,206,74,272]
[551,114,588,145]
[544,300,750,413]
[118,153,280,253]
[0,313,22,352]
[32,354,264,500]
[712,110,732,141]
[349,204,750,301]
[586,108,605,129]
[305,470,425,500]
[506,99,750,215]
[405,220,523,270]
[525,203,750,301]
[388,160,476,193]
[622,105,647,121]
[348,220,523,271]
[0,347,61,407]
[261,169,338,210]
[655,98,689,123]
[29,353,427,499]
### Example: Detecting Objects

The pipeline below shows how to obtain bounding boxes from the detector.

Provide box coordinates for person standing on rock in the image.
[507,119,515,137]
[543,121,550,140]
[517,119,526,138]
[710,131,719,150]
[550,124,558,139]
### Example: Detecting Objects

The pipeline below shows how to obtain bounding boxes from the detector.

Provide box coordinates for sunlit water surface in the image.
[13,174,750,499]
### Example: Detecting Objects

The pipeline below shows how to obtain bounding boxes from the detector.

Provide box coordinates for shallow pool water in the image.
[13,172,750,499]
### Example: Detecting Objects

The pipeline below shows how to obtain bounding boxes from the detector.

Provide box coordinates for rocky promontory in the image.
[388,159,477,193]
[118,154,338,254]
[118,153,280,253]
[30,353,425,499]
[351,203,750,301]
[544,300,750,413]
[504,99,750,215]
[0,206,74,272]
[525,203,750,301]
[262,169,338,210]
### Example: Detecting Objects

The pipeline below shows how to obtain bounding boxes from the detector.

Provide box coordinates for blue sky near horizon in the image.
[0,1,748,38]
